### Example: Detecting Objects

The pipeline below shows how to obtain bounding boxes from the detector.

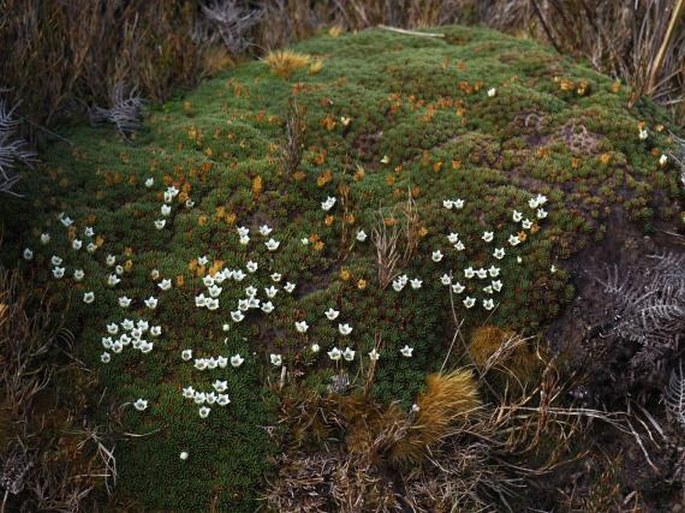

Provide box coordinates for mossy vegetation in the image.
[0,25,681,511]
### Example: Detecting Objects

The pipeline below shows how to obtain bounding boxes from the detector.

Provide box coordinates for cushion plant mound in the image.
[1,25,681,511]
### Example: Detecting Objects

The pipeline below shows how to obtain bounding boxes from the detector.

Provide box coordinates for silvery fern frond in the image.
[89,83,147,141]
[0,97,36,196]
[664,361,685,428]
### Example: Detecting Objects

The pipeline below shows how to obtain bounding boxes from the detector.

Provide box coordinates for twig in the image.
[377,25,445,38]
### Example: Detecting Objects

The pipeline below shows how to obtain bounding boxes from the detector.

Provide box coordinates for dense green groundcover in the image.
[1,25,681,511]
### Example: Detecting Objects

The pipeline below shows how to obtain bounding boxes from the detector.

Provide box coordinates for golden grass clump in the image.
[263,49,312,78]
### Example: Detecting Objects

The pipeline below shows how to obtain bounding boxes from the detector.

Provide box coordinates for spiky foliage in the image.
[263,49,311,78]
[88,83,147,141]
[665,361,685,428]
[278,97,307,177]
[199,0,262,54]
[0,97,35,196]
[594,251,685,368]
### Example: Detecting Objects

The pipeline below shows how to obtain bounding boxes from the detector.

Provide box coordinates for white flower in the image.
[487,87,497,97]
[270,273,282,282]
[392,279,405,292]
[58,213,73,227]
[328,347,342,361]
[158,279,172,291]
[400,345,414,357]
[198,255,210,266]
[482,231,494,242]
[193,391,206,403]
[121,319,134,331]
[368,348,380,361]
[410,278,423,290]
[105,323,118,335]
[107,274,121,287]
[453,198,465,209]
[284,282,296,293]
[159,205,171,218]
[206,298,219,311]
[517,256,523,264]
[100,352,111,363]
[166,185,179,198]
[431,250,443,262]
[310,343,320,353]
[356,230,367,242]
[321,196,336,211]
[301,237,310,245]
[115,265,124,276]
[484,285,494,295]
[213,380,228,393]
[342,347,355,361]
[150,269,160,280]
[442,199,454,209]
[521,219,533,229]
[141,322,154,334]
[181,349,193,361]
[452,282,465,294]
[240,235,250,245]
[231,310,245,322]
[194,358,207,370]
[145,177,154,188]
[476,268,488,279]
[40,233,51,245]
[492,280,503,292]
[111,341,123,353]
[202,275,215,288]
[52,267,65,279]
[659,154,668,166]
[51,255,63,266]
[325,308,340,320]
[206,392,218,405]
[270,354,282,366]
[163,191,173,203]
[536,208,547,219]
[182,386,195,398]
[259,224,272,236]
[73,269,85,281]
[86,242,97,253]
[216,394,230,406]
[488,266,500,277]
[447,232,460,244]
[483,298,495,311]
[550,264,557,273]
[233,269,246,282]
[180,451,189,461]
[198,406,211,418]
[83,291,95,304]
[463,296,476,308]
[222,323,230,332]
[295,321,309,333]
[265,286,278,298]
[118,296,132,308]
[464,267,475,279]
[237,226,250,238]
[207,358,219,370]
[144,296,158,309]
[512,210,523,222]
[338,323,353,336]
[528,197,539,209]
[139,341,154,354]
[493,247,505,260]
[154,219,166,230]
[638,127,648,140]
[454,241,465,251]
[207,284,222,298]
[508,234,521,246]
[23,248,33,261]
[245,286,257,298]
[380,155,390,164]
[535,194,548,206]
[216,356,227,368]
[133,399,148,411]
[261,301,275,313]
[246,261,258,273]
[185,199,195,208]
[195,293,208,308]
[265,238,280,251]
[440,274,452,285]
[231,354,245,367]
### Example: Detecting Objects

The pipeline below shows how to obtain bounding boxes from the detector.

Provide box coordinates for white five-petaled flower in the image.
[182,386,195,398]
[550,265,557,273]
[144,296,158,309]
[338,323,353,336]
[83,291,95,304]
[270,273,282,282]
[86,242,97,253]
[452,282,465,294]
[73,269,85,281]
[488,266,500,277]
[198,406,211,418]
[261,301,275,313]
[265,238,280,251]
[100,352,111,363]
[237,226,249,238]
[493,247,505,260]
[40,233,51,245]
[233,269,246,282]
[476,268,488,279]
[521,219,533,229]
[440,274,452,285]
[301,237,310,245]
[118,296,132,308]
[410,278,422,290]
[216,394,230,406]
[483,298,495,311]
[284,282,296,293]
[431,250,444,262]
[231,310,245,322]
[356,230,367,242]
[328,347,342,361]
[58,213,73,227]
[181,349,193,361]
[246,260,258,273]
[321,196,336,211]
[482,231,494,242]
[207,284,222,298]
[106,323,119,335]
[325,308,340,320]
[52,267,65,279]
[453,198,465,209]
[206,298,219,311]
[659,154,668,166]
[368,348,380,361]
[115,265,124,276]
[464,267,475,279]
[107,274,121,287]
[186,199,195,208]
[231,354,244,367]
[270,354,282,366]
[121,319,135,331]
[194,359,208,370]
[295,321,309,333]
[180,451,189,461]
[213,380,228,393]
[145,177,154,188]
[447,232,460,244]
[536,208,547,219]
[310,343,320,353]
[259,224,272,236]
[154,219,166,230]
[454,241,466,251]
[265,286,278,298]
[508,234,521,246]
[240,236,251,245]
[161,204,171,217]
[392,279,405,292]
[245,286,257,297]
[342,347,355,361]
[202,275,215,288]
[512,210,523,222]
[150,269,160,280]
[23,248,34,261]
[158,279,172,291]
[195,293,207,308]
[442,199,454,209]
[487,87,497,97]
[133,399,148,411]
[51,255,63,266]
[463,296,476,308]
[492,280,503,292]
[400,345,414,357]
[638,127,648,140]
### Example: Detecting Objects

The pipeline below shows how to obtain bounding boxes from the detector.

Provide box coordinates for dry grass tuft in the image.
[263,49,312,78]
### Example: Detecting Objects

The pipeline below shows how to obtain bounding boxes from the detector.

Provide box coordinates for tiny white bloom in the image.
[521,219,533,229]
[492,280,503,292]
[487,87,497,97]
[270,354,282,366]
[536,208,547,219]
[452,282,465,294]
[392,279,405,292]
[482,231,494,242]
[261,301,275,313]
[463,296,476,308]
[259,224,272,236]
[231,354,245,367]
[180,451,189,460]
[133,399,148,411]
[264,238,280,251]
[121,319,135,331]
[301,237,310,245]
[118,296,132,308]
[265,286,278,298]
[528,197,539,209]
[40,233,51,245]
[206,357,218,369]
[237,226,250,237]
[440,274,452,285]
[202,275,215,288]
[115,265,124,276]
[182,386,195,398]
[342,347,355,361]
[185,199,195,208]
[659,154,668,166]
[23,248,33,261]
[442,199,454,209]
[213,380,228,393]
[431,250,443,262]
[154,219,166,230]
[106,323,119,335]
[338,323,353,336]
[206,298,220,311]
[160,204,171,217]
[508,234,521,246]
[327,347,342,361]
[83,291,95,304]
[73,269,85,281]
[310,343,320,353]
[324,308,340,320]
[464,267,475,279]
[488,266,500,278]
[453,198,465,209]
[356,230,367,242]
[512,210,523,222]
[368,348,380,361]
[447,233,460,244]
[233,269,246,282]
[284,282,296,293]
[321,196,336,211]
[144,296,158,309]
[198,255,210,266]
[245,286,257,297]
[139,341,154,354]
[158,279,172,291]
[207,284,222,298]
[101,352,111,363]
[476,268,488,279]
[106,255,117,267]
[535,194,547,205]
[166,185,179,198]
[231,310,245,322]
[195,294,207,308]
[410,278,422,290]
[638,127,648,140]
[246,260,258,273]
[58,213,73,227]
[550,264,557,273]
[517,256,523,264]
[270,273,282,282]
[52,267,65,279]
[107,274,121,286]
[493,248,505,260]
[145,177,154,188]
[198,406,211,418]
[400,345,414,357]
[295,321,309,333]
[86,242,97,253]
[194,359,208,370]
[483,298,495,311]
[181,349,193,361]
[216,394,230,406]
[51,255,63,266]
[194,391,206,403]
[240,236,251,246]
[150,269,160,280]
[454,241,465,251]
